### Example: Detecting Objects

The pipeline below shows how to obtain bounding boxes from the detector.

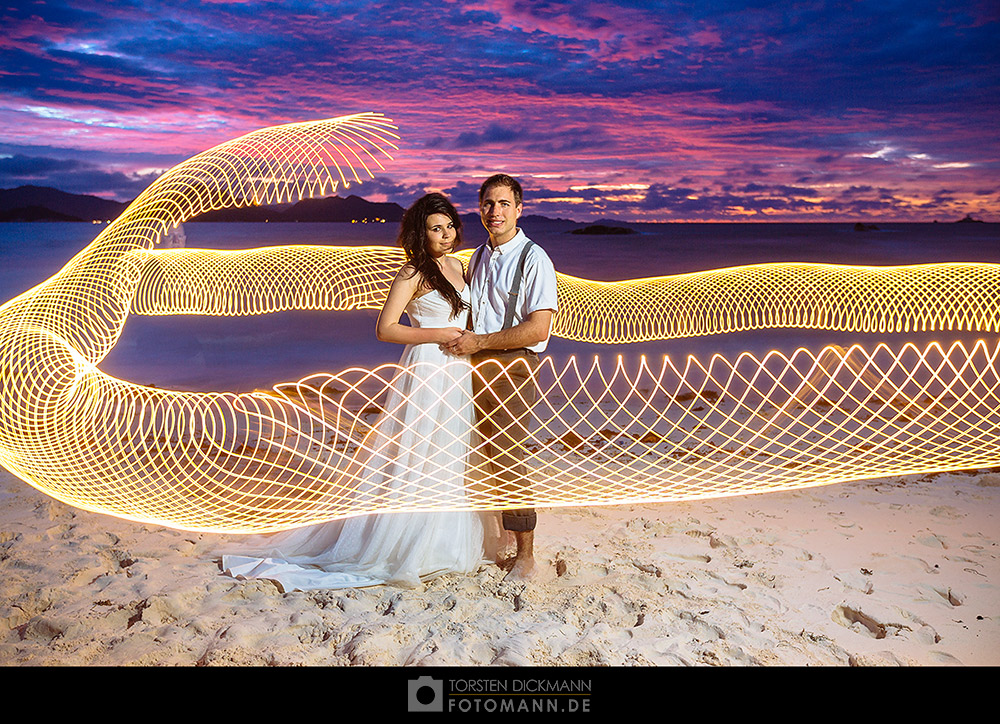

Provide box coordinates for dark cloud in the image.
[0,154,160,198]
[347,176,428,206]
[430,121,615,157]
[453,124,520,149]
[441,180,487,209]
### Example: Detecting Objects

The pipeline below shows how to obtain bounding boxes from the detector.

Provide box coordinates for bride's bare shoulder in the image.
[444,255,466,275]
[395,262,433,299]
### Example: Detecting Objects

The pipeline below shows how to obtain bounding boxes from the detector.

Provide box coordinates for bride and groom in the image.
[222,174,558,591]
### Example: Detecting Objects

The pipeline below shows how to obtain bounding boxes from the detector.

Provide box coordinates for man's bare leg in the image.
[504,530,537,581]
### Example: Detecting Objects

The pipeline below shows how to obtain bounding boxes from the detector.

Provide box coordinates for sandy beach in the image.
[1,463,996,667]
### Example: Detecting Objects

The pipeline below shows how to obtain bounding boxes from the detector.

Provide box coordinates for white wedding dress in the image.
[221,286,496,591]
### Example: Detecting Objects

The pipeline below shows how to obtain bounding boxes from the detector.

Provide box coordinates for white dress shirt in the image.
[468,229,558,353]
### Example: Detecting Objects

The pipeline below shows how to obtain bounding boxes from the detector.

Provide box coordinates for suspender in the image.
[504,240,534,329]
[470,240,535,330]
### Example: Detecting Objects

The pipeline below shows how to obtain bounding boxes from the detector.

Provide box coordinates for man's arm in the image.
[441,309,553,356]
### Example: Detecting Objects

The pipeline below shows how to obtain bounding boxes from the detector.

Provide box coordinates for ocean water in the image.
[1,220,997,392]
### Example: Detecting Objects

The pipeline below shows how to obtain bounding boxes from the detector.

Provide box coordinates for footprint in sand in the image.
[832,603,938,644]
[547,558,612,585]
[832,604,894,638]
[491,633,535,666]
[900,555,940,575]
[932,587,966,606]
[704,570,748,593]
[915,531,948,549]
[631,560,663,577]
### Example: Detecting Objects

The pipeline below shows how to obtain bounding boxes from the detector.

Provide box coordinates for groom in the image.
[442,174,558,582]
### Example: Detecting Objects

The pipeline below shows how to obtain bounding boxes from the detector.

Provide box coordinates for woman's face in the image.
[424,212,458,258]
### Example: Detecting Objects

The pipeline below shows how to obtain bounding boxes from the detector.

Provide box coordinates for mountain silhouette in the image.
[0,185,128,221]
[0,185,411,223]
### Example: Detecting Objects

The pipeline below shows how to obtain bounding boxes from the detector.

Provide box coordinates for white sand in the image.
[1,466,997,667]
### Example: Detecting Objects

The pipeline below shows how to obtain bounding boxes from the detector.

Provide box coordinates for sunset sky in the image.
[1,0,997,222]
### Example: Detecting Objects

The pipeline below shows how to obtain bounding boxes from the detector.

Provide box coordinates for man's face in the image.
[479,183,522,245]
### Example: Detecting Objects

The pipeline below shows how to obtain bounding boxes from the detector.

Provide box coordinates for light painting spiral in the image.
[0,114,997,533]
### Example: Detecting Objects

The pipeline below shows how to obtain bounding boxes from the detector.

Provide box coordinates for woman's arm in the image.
[375,264,465,345]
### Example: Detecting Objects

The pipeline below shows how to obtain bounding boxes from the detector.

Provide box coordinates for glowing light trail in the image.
[0,115,997,533]
[133,249,998,343]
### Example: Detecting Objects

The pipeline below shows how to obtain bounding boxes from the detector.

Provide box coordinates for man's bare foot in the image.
[502,552,537,582]
[501,530,537,582]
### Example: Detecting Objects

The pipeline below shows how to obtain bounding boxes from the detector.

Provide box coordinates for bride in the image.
[221,193,498,591]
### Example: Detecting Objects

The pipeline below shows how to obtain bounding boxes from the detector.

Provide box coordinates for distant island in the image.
[569,224,637,235]
[956,214,985,224]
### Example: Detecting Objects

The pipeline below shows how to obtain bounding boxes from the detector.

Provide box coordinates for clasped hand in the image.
[440,328,482,356]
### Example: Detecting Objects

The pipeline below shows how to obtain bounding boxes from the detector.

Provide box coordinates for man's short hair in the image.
[479,173,523,206]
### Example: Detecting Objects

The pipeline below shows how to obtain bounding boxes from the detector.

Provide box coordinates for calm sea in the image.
[2,220,997,392]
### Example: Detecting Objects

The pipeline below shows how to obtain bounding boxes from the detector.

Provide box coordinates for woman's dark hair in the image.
[397,192,468,317]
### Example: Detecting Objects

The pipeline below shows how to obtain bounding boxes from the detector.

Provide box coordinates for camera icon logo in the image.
[408,676,444,712]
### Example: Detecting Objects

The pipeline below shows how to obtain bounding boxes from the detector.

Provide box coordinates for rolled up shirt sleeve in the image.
[520,246,558,318]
